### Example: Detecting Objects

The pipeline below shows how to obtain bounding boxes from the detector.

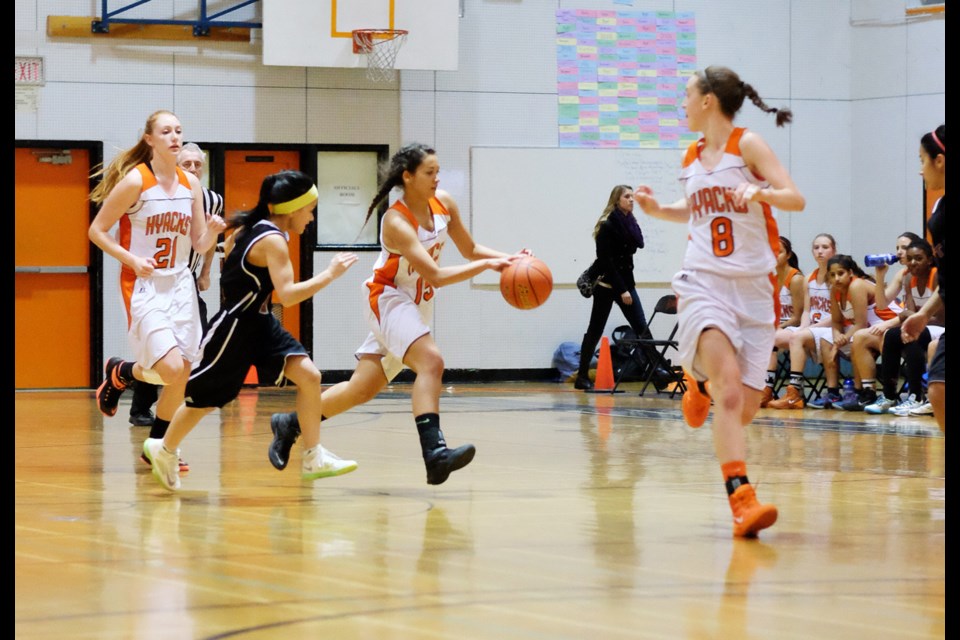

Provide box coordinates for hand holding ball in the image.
[500,256,553,310]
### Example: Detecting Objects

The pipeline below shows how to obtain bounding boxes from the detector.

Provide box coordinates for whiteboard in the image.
[470,147,689,285]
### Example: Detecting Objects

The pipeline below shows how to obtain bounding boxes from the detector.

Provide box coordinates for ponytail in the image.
[90,110,178,204]
[363,142,436,227]
[229,170,316,232]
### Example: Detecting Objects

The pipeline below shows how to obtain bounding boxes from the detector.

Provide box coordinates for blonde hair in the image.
[90,110,178,204]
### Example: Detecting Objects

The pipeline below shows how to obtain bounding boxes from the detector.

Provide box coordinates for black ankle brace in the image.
[416,413,444,456]
[725,475,750,496]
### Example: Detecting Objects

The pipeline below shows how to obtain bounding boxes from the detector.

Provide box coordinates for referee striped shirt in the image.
[189,187,225,274]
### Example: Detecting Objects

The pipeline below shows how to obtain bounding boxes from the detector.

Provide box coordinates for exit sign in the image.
[15,57,44,85]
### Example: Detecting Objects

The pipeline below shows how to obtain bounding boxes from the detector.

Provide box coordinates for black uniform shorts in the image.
[185,311,307,408]
[928,332,945,384]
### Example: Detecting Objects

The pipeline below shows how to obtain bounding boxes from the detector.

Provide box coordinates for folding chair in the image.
[772,350,791,396]
[610,294,686,398]
[804,353,854,403]
[767,349,826,402]
[803,359,827,403]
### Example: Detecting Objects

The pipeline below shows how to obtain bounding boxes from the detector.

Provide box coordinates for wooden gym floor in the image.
[15,383,944,639]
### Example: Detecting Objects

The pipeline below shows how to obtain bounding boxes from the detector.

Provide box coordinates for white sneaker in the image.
[864,392,896,414]
[301,445,358,480]
[143,438,181,491]
[889,394,921,416]
[908,401,935,416]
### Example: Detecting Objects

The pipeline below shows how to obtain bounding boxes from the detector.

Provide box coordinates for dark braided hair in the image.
[364,142,437,226]
[228,170,316,231]
[696,66,793,127]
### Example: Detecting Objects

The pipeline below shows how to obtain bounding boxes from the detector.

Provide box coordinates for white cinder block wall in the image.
[15,0,944,375]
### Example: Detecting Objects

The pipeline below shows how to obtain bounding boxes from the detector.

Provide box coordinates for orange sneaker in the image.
[729,484,778,538]
[766,384,804,409]
[759,386,776,408]
[681,371,711,428]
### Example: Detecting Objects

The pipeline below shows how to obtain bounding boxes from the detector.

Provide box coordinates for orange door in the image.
[15,147,94,388]
[224,150,302,384]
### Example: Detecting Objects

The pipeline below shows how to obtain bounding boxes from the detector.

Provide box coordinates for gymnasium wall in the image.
[15,1,945,375]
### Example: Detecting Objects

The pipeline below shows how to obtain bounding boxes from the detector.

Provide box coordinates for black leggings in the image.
[879,326,932,400]
[577,285,651,377]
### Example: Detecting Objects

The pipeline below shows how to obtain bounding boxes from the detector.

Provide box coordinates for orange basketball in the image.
[500,256,553,310]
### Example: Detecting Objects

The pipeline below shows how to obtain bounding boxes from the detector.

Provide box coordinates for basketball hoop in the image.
[352,29,409,83]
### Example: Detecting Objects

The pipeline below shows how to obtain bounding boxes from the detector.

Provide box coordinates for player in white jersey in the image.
[816,255,901,411]
[766,233,837,409]
[759,236,804,407]
[267,143,525,485]
[842,231,923,412]
[842,231,922,403]
[357,196,451,379]
[88,111,226,461]
[803,234,839,329]
[633,66,805,538]
[774,237,804,328]
[871,231,924,315]
[127,142,226,429]
[866,238,943,414]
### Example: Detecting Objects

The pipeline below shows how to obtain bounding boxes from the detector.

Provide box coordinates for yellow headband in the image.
[273,185,318,214]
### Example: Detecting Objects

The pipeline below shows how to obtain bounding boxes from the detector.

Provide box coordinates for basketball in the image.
[500,256,553,310]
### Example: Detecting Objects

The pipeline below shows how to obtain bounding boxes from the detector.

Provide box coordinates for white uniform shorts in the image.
[774,324,801,348]
[809,326,839,360]
[672,269,775,391]
[128,269,202,378]
[356,283,432,383]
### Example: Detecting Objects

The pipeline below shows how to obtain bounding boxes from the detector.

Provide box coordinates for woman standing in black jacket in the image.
[575,184,653,390]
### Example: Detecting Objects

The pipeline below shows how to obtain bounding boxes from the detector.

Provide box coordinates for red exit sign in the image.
[15,57,44,85]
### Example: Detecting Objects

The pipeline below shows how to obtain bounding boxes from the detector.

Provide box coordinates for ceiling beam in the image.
[47,16,252,42]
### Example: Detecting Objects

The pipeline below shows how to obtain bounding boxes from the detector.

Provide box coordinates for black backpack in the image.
[610,326,646,382]
[610,325,675,389]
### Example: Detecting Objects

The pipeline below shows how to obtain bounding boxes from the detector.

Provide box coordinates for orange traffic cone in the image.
[588,336,621,393]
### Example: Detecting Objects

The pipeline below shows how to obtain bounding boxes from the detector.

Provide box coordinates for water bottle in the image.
[864,253,898,267]
[842,378,856,403]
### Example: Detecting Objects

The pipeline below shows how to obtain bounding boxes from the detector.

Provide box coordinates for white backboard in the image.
[263,0,460,71]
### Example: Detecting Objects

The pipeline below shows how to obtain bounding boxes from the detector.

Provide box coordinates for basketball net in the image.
[352,29,408,83]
